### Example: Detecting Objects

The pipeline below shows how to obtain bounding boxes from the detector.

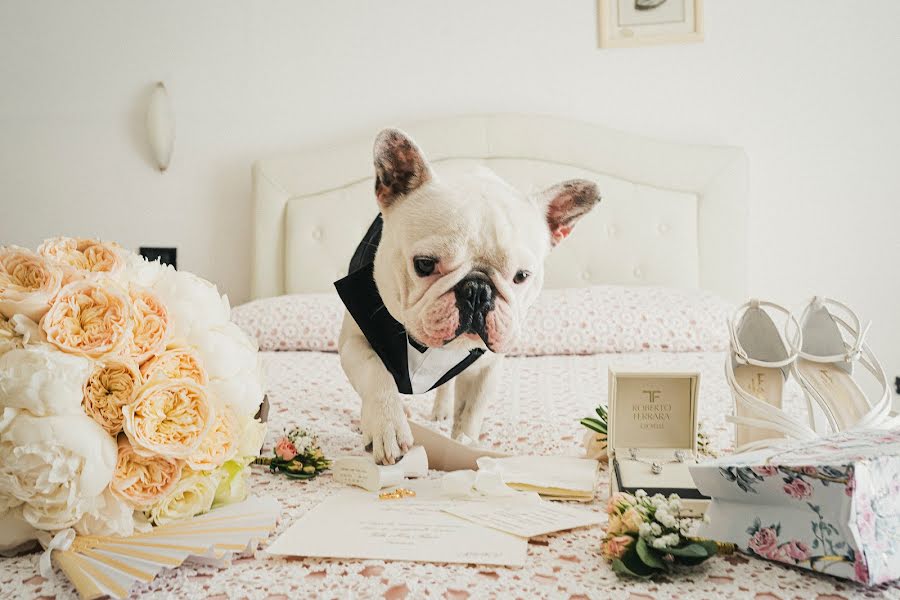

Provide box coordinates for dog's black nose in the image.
[454,275,494,343]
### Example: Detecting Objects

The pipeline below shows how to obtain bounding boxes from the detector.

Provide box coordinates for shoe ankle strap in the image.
[728,299,802,369]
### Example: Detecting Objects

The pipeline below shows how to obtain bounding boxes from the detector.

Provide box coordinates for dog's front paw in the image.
[361,398,413,465]
[430,395,452,421]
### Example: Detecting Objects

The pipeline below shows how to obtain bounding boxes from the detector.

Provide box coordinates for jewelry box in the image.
[607,368,709,516]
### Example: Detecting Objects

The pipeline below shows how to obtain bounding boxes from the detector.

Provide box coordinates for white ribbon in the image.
[38,528,75,578]
[440,468,518,498]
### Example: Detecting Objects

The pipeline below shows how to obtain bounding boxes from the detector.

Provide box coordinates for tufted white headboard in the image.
[251,114,748,302]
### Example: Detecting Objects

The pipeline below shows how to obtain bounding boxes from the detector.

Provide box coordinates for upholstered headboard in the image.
[251,114,748,301]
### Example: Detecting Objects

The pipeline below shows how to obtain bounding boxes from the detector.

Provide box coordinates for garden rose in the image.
[147,468,221,525]
[0,346,92,416]
[748,527,779,557]
[0,314,24,357]
[274,437,298,461]
[128,285,169,363]
[38,237,124,276]
[41,279,132,359]
[783,478,813,499]
[140,344,208,385]
[783,539,811,563]
[601,535,633,560]
[110,437,183,508]
[212,459,250,509]
[186,404,239,471]
[82,358,142,434]
[0,410,116,530]
[0,246,63,321]
[124,378,215,459]
[620,507,645,533]
[236,417,267,461]
[752,466,778,477]
[152,268,230,339]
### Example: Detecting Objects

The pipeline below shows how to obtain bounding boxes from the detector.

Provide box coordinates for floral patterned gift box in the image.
[689,428,900,586]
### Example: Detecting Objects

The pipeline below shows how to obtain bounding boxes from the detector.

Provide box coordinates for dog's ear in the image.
[536,179,601,247]
[373,128,432,210]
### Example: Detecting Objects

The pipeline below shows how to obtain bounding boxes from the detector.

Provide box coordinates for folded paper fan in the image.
[49,496,281,600]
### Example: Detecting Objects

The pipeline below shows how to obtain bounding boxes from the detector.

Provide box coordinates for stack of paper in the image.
[477,456,599,501]
[265,480,601,567]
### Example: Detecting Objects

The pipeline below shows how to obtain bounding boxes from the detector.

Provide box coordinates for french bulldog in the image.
[338,128,601,464]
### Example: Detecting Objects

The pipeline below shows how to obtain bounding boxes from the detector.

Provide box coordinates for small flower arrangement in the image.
[579,404,609,461]
[255,428,330,480]
[602,490,718,578]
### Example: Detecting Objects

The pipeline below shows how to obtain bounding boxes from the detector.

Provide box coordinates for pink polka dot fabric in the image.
[231,286,731,355]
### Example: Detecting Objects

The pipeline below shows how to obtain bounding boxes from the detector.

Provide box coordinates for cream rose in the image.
[0,315,23,358]
[0,246,63,322]
[0,346,92,416]
[140,343,208,385]
[212,460,250,509]
[147,468,221,525]
[82,359,142,435]
[111,436,183,508]
[41,279,132,359]
[187,404,239,471]
[38,237,124,276]
[128,285,169,363]
[0,409,116,531]
[152,268,230,339]
[123,378,215,459]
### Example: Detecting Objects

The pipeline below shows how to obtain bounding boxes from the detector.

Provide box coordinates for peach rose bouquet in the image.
[0,237,266,552]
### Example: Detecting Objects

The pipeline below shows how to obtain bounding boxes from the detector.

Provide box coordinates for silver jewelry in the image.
[626,448,689,475]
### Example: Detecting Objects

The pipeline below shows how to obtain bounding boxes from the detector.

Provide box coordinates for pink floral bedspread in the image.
[3,350,898,599]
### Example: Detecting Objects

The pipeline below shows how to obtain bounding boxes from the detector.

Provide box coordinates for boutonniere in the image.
[603,490,727,578]
[580,404,609,462]
[254,428,330,479]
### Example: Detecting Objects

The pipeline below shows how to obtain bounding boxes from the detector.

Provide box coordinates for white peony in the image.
[208,371,265,419]
[147,468,222,526]
[0,409,116,530]
[119,251,165,288]
[152,267,230,339]
[0,346,92,416]
[74,489,137,538]
[189,322,258,380]
[235,417,267,462]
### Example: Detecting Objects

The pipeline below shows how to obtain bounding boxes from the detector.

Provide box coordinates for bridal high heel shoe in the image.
[791,296,897,432]
[726,300,818,452]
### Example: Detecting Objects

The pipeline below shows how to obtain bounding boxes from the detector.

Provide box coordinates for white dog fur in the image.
[338,129,600,464]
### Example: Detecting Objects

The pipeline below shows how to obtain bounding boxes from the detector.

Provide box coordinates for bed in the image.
[9,115,898,599]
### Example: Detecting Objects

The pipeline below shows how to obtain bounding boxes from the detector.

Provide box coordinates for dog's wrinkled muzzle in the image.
[454,274,495,346]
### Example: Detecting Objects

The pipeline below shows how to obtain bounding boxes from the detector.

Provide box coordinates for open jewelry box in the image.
[607,368,709,516]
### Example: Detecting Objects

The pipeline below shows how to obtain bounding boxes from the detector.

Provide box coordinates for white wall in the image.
[1,0,899,376]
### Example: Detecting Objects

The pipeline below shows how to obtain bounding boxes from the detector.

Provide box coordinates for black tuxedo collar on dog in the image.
[334,215,485,395]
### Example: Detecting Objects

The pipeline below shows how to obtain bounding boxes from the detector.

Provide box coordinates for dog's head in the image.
[371,128,600,354]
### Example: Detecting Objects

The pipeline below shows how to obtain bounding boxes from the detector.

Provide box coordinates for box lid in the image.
[607,368,699,459]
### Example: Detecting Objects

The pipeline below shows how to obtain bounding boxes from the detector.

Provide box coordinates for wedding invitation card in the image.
[265,481,528,566]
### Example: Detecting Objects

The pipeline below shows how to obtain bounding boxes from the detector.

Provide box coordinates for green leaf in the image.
[579,418,606,434]
[595,405,608,420]
[617,547,658,577]
[636,537,665,569]
[664,543,710,558]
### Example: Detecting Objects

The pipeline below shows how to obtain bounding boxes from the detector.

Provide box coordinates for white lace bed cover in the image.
[3,351,897,599]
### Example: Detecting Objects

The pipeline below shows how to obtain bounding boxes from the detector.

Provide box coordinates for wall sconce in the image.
[146,82,175,171]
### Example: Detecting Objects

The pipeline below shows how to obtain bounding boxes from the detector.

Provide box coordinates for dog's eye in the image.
[513,270,531,284]
[413,257,437,277]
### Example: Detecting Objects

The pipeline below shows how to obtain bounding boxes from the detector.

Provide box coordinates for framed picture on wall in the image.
[597,0,704,48]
